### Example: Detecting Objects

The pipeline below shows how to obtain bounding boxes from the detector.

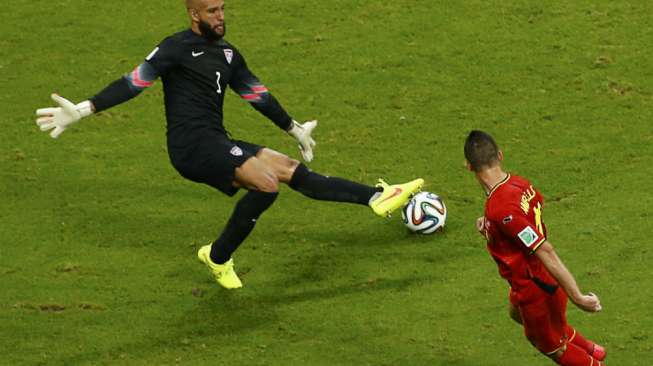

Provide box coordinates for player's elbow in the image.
[241,93,262,103]
[533,241,558,265]
[239,84,270,105]
[535,240,554,255]
[245,92,271,105]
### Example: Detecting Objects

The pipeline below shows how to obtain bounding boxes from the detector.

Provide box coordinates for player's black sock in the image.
[210,190,279,264]
[289,163,380,205]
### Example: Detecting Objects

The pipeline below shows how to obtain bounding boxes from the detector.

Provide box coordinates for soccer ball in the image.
[401,192,447,234]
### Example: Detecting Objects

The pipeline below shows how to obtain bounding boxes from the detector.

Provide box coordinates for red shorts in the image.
[510,286,569,354]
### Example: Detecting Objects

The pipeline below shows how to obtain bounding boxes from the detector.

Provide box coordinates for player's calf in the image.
[566,327,606,362]
[288,163,380,205]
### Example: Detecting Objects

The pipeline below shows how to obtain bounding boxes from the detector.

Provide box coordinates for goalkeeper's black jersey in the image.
[145,29,292,148]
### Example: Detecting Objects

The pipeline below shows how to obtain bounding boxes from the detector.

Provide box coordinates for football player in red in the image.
[464,130,606,365]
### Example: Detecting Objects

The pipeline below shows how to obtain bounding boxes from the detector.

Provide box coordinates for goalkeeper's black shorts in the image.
[168,134,263,196]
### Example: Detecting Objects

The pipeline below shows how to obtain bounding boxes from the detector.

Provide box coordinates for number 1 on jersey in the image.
[216,72,222,94]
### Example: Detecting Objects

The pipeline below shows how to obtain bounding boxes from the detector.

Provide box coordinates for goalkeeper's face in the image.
[199,19,226,41]
[190,0,226,40]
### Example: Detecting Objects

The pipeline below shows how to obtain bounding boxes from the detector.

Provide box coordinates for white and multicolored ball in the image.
[401,192,447,234]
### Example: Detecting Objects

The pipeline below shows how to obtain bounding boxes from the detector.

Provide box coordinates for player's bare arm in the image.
[534,240,602,312]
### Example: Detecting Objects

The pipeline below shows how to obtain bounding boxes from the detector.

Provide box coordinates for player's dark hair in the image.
[464,130,500,172]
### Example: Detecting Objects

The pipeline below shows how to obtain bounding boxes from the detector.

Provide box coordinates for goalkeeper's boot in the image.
[370,178,424,217]
[197,244,243,289]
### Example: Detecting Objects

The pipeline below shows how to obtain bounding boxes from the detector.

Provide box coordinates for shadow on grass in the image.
[50,275,433,365]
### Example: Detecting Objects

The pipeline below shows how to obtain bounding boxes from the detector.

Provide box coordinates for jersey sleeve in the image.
[89,39,173,113]
[228,50,293,131]
[492,203,546,254]
[89,60,161,113]
[143,37,180,75]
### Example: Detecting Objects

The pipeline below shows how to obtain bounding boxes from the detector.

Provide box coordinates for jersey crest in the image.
[224,49,233,64]
[230,146,243,156]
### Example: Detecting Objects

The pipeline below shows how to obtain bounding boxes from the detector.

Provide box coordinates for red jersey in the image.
[483,174,557,303]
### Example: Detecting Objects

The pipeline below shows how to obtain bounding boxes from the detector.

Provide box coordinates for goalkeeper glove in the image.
[288,119,317,162]
[35,94,93,138]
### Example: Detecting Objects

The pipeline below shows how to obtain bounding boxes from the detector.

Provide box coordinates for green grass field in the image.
[2,1,652,365]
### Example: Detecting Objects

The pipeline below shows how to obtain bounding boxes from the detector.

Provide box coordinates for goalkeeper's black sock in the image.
[289,163,381,205]
[210,190,278,264]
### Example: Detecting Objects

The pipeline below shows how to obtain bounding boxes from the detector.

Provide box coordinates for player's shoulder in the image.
[508,174,532,188]
[487,175,531,215]
[157,30,241,51]
[219,39,244,57]
[158,29,206,48]
[499,174,533,195]
[218,38,236,48]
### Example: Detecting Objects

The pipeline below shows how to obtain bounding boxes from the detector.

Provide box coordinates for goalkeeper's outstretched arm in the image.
[228,58,318,162]
[35,62,159,138]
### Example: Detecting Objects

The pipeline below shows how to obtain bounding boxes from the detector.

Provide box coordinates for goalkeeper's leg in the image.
[209,190,278,264]
[198,155,280,289]
[289,163,423,216]
[256,149,423,216]
[288,163,380,204]
[198,189,278,289]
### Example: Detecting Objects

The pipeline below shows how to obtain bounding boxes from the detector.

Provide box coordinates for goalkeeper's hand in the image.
[35,94,93,138]
[288,119,317,162]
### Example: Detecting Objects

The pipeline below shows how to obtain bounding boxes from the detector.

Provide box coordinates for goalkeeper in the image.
[35,0,423,289]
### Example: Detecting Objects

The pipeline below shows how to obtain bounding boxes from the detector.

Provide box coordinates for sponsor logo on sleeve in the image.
[517,226,539,248]
[224,49,233,64]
